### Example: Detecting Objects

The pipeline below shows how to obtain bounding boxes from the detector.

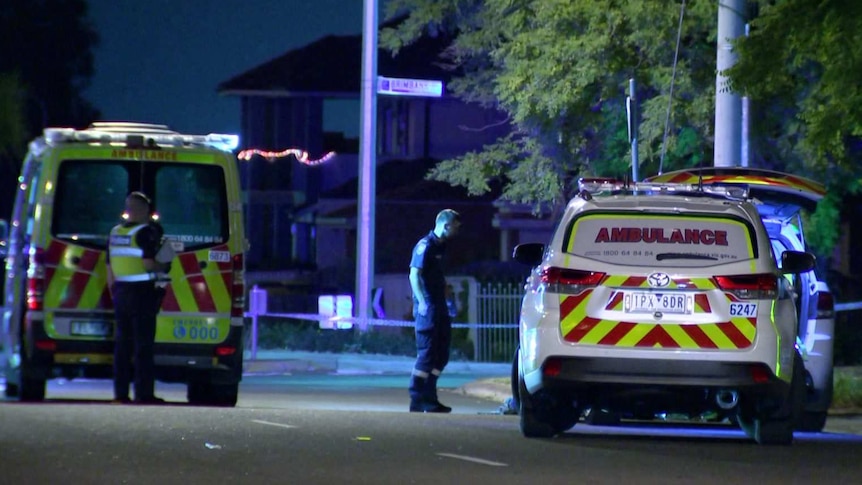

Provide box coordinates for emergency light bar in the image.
[577,177,750,200]
[43,123,240,152]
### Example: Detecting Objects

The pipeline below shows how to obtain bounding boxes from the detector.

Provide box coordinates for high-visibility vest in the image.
[109,223,156,283]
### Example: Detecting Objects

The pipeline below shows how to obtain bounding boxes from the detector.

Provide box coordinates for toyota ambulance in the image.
[512,171,828,444]
[1,122,247,406]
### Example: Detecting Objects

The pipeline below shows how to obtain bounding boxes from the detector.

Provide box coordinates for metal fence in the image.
[473,281,522,363]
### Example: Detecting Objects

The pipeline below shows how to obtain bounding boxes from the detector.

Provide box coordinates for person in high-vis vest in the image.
[107,191,169,404]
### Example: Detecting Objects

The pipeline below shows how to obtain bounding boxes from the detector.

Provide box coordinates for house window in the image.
[380,99,409,156]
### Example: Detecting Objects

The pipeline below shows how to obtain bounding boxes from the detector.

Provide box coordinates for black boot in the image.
[409,374,428,412]
[425,374,452,413]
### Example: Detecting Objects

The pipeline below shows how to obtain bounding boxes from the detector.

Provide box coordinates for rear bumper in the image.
[543,356,779,388]
[530,355,790,414]
[23,320,244,384]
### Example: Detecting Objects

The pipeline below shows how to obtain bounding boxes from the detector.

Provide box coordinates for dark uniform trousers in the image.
[410,301,452,405]
[113,281,160,401]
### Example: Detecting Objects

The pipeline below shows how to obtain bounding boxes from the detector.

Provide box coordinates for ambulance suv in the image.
[646,168,835,432]
[512,175,819,445]
[1,122,247,406]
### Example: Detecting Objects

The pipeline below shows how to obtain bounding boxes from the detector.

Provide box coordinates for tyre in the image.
[518,374,578,438]
[796,411,828,433]
[740,353,805,445]
[12,361,47,402]
[584,408,621,426]
[19,376,46,402]
[187,380,238,407]
[510,346,520,413]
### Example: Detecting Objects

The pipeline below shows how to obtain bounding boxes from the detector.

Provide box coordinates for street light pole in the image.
[714,0,746,167]
[355,0,378,328]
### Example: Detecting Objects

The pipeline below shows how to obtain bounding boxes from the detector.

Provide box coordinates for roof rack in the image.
[577,177,750,200]
[41,122,239,152]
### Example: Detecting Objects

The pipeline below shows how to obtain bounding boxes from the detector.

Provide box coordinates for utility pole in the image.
[355,0,377,328]
[714,0,746,167]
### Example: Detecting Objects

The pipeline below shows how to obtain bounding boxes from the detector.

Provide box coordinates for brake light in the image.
[540,267,605,294]
[713,274,778,300]
[35,339,57,352]
[231,253,245,318]
[215,345,236,357]
[27,248,46,311]
[816,291,835,319]
[542,357,563,378]
[749,364,772,384]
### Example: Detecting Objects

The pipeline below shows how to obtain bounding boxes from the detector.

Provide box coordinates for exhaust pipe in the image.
[715,389,739,410]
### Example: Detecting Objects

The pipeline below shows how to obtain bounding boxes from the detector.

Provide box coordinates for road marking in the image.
[251,419,297,429]
[436,453,508,467]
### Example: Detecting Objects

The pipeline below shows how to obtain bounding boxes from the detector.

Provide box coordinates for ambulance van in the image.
[1,122,247,406]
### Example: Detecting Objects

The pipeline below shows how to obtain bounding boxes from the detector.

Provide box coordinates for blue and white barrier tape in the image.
[250,312,519,329]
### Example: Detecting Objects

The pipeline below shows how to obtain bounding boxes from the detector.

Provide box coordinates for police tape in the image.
[249,312,518,329]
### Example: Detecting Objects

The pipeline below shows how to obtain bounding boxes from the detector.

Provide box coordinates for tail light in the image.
[713,274,778,300]
[26,248,46,311]
[35,339,57,352]
[749,363,772,384]
[231,253,245,318]
[215,345,236,357]
[540,267,605,294]
[542,357,563,377]
[816,291,835,319]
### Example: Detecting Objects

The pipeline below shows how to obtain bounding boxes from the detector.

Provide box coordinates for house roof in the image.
[218,26,456,97]
[323,158,499,201]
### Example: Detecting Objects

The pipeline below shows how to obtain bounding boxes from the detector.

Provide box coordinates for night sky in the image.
[84,0,366,137]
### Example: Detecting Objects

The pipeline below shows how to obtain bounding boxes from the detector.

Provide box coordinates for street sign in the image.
[377,76,443,97]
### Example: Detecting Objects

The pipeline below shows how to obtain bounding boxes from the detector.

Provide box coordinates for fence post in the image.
[249,285,267,360]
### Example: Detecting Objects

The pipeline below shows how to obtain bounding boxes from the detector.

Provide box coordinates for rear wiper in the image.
[656,252,718,261]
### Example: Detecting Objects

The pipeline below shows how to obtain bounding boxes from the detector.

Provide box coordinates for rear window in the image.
[563,212,758,267]
[52,159,229,250]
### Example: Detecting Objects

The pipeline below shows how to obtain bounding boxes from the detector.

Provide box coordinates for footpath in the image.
[243,349,862,436]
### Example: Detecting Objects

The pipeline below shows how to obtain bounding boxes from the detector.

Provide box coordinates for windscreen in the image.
[562,212,758,267]
[154,164,229,249]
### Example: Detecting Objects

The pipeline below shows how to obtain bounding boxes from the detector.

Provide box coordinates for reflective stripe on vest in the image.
[109,224,156,283]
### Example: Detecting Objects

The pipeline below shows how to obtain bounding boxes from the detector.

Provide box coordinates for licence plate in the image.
[624,292,692,314]
[71,321,112,337]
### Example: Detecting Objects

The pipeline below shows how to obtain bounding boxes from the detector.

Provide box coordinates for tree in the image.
[725,0,862,254]
[380,0,720,212]
[0,0,100,137]
[0,0,100,220]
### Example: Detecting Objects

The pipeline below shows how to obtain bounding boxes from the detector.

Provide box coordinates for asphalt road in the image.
[3,374,862,484]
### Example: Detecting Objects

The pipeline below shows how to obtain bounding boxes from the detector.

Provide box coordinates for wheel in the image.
[19,376,46,402]
[739,353,805,445]
[584,408,621,426]
[187,380,238,407]
[796,411,828,433]
[10,362,46,402]
[510,346,520,413]
[518,374,578,438]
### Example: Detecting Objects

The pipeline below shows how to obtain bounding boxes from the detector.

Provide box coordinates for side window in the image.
[52,161,129,248]
[154,164,228,249]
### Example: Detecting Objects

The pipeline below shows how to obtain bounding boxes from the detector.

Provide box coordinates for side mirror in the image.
[780,250,815,274]
[513,243,545,266]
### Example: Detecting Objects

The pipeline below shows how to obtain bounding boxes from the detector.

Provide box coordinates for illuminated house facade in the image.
[217,30,547,297]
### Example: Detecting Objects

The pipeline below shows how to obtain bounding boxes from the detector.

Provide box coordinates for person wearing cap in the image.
[408,209,462,413]
[107,191,169,404]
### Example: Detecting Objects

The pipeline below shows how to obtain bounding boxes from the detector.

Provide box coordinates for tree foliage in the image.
[724,0,862,255]
[0,0,100,219]
[0,0,100,137]
[381,0,719,211]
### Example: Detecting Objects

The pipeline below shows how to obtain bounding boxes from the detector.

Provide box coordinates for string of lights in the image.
[236,148,337,165]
